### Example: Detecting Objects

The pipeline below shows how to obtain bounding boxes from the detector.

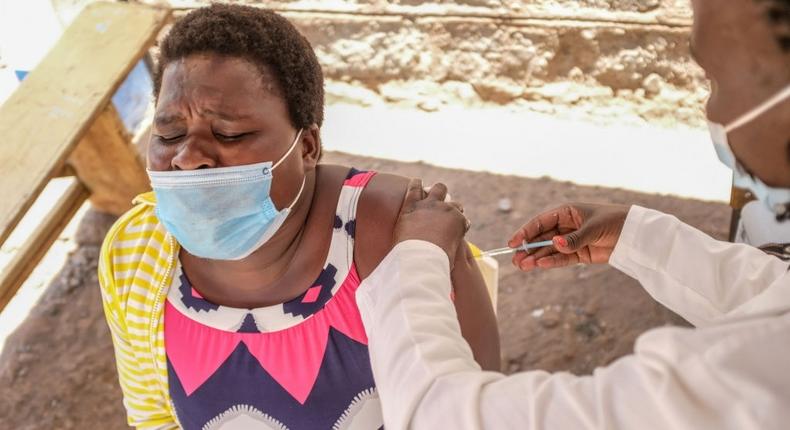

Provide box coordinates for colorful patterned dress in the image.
[164,170,384,429]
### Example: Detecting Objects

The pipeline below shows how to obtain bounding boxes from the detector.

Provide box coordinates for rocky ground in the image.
[0,151,729,429]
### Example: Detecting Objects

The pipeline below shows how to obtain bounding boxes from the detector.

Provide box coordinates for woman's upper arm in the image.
[99,220,177,428]
[355,173,501,371]
[450,242,501,371]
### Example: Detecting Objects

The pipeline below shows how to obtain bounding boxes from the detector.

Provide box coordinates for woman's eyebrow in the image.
[153,110,253,127]
[154,113,185,127]
[201,108,252,121]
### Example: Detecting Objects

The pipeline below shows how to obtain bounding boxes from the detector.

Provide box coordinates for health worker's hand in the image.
[510,203,629,272]
[394,179,469,267]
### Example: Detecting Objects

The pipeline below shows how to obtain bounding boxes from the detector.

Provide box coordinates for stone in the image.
[472,81,524,103]
[642,73,664,95]
[539,308,561,328]
[568,66,585,81]
[443,81,478,104]
[581,29,597,41]
[418,99,441,112]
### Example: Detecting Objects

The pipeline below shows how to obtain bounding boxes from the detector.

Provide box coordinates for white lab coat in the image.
[355,205,790,430]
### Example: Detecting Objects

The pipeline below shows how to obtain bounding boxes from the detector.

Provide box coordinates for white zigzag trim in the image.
[332,387,382,430]
[202,404,288,430]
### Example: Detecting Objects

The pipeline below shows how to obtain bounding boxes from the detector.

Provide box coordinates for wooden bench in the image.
[0,2,171,311]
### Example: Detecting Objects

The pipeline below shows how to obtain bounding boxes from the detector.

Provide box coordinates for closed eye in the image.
[154,134,185,144]
[214,132,251,142]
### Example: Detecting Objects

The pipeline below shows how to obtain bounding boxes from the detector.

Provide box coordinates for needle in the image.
[478,240,554,258]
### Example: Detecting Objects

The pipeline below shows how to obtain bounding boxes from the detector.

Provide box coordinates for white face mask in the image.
[707,85,790,217]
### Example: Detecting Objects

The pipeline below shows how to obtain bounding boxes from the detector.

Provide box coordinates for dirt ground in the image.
[0,151,729,429]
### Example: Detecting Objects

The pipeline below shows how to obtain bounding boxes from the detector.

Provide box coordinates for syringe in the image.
[478,240,554,258]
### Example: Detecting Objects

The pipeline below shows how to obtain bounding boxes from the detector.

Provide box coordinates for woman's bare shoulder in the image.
[354,171,411,279]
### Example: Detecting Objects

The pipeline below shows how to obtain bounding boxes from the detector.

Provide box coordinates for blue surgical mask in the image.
[148,129,305,260]
[708,85,790,216]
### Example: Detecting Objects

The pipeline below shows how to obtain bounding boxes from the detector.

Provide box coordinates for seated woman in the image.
[99,4,499,429]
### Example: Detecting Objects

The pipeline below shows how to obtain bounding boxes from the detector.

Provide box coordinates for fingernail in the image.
[555,236,567,248]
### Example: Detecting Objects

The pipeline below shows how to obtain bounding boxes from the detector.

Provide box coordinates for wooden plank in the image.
[0,179,89,313]
[68,105,150,215]
[132,119,153,164]
[0,2,170,246]
[53,164,77,178]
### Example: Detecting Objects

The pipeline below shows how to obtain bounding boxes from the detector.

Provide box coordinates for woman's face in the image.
[148,54,318,208]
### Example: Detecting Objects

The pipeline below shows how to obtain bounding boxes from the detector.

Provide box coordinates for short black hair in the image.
[759,0,790,51]
[154,4,325,128]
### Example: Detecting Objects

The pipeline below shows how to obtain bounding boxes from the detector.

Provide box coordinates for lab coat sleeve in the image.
[609,205,789,326]
[356,240,790,430]
[356,240,494,429]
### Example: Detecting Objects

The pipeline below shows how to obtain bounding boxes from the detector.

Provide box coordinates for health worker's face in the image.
[690,0,790,187]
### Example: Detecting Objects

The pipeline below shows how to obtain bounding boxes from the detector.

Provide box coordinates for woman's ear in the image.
[301,124,321,171]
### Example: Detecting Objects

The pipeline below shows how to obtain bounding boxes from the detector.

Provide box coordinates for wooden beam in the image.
[67,105,150,215]
[132,119,153,165]
[53,164,77,178]
[0,2,170,246]
[0,179,89,313]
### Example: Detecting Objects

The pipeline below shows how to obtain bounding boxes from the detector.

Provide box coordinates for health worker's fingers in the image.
[446,201,471,231]
[448,201,464,213]
[508,210,563,248]
[401,178,425,212]
[554,224,595,254]
[426,183,449,202]
[511,230,559,270]
[526,230,561,251]
[528,237,560,260]
[516,253,540,272]
[512,228,559,269]
[536,252,580,269]
[516,246,564,271]
[512,250,529,268]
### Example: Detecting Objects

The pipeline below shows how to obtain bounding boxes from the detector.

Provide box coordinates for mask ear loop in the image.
[725,85,790,133]
[273,128,308,211]
[272,128,304,171]
[286,176,307,211]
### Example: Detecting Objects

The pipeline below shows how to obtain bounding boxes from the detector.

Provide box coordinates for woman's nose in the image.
[171,139,217,170]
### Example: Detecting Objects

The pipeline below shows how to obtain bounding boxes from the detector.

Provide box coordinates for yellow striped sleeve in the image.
[98,204,176,429]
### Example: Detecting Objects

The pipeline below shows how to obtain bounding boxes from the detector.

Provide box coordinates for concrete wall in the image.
[131,0,706,126]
